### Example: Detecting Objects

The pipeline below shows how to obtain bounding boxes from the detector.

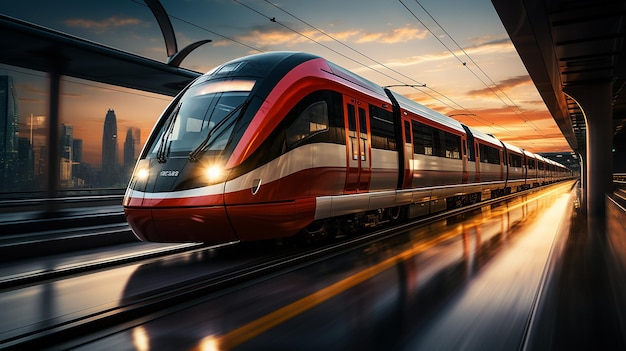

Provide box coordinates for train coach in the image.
[123,51,572,244]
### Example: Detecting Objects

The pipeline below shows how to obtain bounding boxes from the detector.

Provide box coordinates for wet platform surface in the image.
[61,181,587,350]
[6,180,625,350]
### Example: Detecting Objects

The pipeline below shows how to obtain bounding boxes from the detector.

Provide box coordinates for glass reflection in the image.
[0,63,169,198]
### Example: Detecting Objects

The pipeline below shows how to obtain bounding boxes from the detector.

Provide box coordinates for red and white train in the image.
[124,52,572,244]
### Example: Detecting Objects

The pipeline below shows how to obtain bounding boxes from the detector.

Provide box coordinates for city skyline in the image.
[0,75,19,192]
[1,71,147,190]
[6,63,166,168]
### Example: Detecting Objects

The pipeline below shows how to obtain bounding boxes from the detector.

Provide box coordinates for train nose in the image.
[124,159,239,244]
[129,205,238,244]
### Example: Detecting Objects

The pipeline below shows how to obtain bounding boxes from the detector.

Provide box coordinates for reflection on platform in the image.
[76,182,576,351]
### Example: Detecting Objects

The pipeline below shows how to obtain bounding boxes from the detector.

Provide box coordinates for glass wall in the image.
[0,65,47,196]
[0,63,171,198]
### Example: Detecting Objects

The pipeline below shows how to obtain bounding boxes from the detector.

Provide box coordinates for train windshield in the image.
[147,79,255,160]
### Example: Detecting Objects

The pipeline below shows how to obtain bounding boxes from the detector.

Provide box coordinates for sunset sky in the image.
[1,0,572,167]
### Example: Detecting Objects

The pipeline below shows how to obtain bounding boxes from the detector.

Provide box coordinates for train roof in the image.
[324,61,389,97]
[389,91,465,134]
[502,141,524,155]
[523,149,536,158]
[462,124,502,148]
[202,51,320,80]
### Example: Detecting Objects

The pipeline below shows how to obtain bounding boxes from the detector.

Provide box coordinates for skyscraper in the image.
[102,109,118,186]
[17,137,34,190]
[0,75,19,192]
[60,124,73,186]
[72,138,84,187]
[123,127,141,180]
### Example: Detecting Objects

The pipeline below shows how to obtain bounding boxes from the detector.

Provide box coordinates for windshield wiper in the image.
[156,102,182,163]
[188,99,249,162]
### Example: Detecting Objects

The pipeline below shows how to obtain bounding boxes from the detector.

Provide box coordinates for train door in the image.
[461,135,468,183]
[402,119,413,189]
[474,142,481,182]
[343,95,372,193]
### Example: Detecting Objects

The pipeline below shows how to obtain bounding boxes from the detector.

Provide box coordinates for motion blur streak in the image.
[198,335,219,351]
[189,181,574,351]
[132,326,149,351]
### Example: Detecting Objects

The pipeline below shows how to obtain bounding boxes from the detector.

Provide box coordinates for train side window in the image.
[444,132,461,159]
[358,107,367,161]
[370,105,396,150]
[404,121,411,143]
[286,101,329,148]
[509,153,522,167]
[434,130,443,157]
[412,121,434,155]
[479,143,500,164]
[358,108,367,134]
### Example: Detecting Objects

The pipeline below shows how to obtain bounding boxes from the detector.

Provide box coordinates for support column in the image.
[45,54,65,214]
[564,82,613,230]
[45,71,60,213]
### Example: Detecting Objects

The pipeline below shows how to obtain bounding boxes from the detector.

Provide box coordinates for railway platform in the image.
[2,180,625,350]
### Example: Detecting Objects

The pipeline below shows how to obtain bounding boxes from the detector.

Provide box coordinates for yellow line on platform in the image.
[190,181,574,351]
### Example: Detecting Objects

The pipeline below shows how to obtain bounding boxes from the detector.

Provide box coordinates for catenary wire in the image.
[257,0,519,136]
[413,0,545,134]
[406,0,547,136]
[262,0,466,112]
[237,0,519,135]
[134,0,537,140]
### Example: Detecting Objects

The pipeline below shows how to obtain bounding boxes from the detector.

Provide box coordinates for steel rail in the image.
[1,181,575,350]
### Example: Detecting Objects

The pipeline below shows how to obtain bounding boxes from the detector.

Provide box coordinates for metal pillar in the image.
[46,72,60,205]
[46,58,63,213]
[565,82,613,229]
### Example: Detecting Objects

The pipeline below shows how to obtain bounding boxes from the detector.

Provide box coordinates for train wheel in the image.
[390,206,403,221]
[300,220,336,245]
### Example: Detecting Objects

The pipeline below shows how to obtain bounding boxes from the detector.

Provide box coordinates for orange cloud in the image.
[446,106,571,152]
[370,38,516,69]
[64,17,143,33]
[236,29,307,47]
[219,26,425,49]
[355,26,427,44]
[467,75,532,98]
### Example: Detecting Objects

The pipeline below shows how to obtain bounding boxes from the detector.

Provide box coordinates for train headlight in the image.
[135,168,149,180]
[204,164,225,184]
[125,163,150,206]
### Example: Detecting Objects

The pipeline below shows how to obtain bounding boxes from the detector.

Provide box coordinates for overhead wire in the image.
[257,0,522,137]
[235,0,503,128]
[262,0,466,112]
[133,0,537,140]
[413,0,543,131]
[407,0,547,137]
[130,0,264,53]
[232,0,456,106]
[397,0,519,137]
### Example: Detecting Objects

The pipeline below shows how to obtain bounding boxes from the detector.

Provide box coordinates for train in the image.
[123,51,572,244]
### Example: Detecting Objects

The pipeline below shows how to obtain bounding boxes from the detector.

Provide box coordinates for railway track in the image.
[0,215,440,350]
[0,240,205,290]
[0,182,576,350]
